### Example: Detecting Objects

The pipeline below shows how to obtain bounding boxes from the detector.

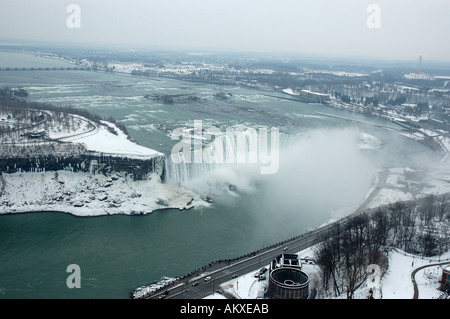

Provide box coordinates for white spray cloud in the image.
[177,128,376,224]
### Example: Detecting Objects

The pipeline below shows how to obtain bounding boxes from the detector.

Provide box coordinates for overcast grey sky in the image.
[1,0,449,61]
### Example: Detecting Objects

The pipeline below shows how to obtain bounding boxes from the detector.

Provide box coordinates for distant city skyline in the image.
[1,0,450,62]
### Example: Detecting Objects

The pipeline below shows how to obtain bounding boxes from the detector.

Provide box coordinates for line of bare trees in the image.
[314,194,450,298]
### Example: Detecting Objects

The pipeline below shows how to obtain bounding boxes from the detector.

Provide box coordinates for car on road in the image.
[158,291,169,299]
[204,276,211,282]
[192,282,199,286]
[232,274,238,278]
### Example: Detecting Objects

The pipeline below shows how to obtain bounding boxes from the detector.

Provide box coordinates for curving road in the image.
[411,260,450,299]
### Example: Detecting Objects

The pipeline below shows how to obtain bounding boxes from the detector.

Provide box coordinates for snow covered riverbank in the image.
[0,105,200,216]
[0,170,196,217]
[55,119,163,159]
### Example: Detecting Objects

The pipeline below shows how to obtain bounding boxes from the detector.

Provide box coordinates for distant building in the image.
[441,265,450,291]
[266,254,309,299]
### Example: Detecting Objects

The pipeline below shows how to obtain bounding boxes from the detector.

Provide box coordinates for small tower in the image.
[416,56,422,74]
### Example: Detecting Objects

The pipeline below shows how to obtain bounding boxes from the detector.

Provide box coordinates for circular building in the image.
[267,267,309,299]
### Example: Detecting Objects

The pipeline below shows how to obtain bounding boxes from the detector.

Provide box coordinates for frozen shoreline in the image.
[0,170,197,217]
[0,107,193,216]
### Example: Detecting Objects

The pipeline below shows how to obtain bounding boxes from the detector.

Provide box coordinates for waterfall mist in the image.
[165,127,377,232]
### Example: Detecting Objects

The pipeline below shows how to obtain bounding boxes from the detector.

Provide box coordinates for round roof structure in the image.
[267,267,310,299]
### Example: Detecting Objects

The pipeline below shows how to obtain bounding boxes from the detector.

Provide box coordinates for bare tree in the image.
[420,228,438,257]
[369,208,389,249]
[315,236,343,297]
[436,194,448,222]
[388,202,407,245]
[419,195,436,226]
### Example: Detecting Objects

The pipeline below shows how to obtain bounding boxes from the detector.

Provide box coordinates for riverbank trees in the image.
[314,194,450,298]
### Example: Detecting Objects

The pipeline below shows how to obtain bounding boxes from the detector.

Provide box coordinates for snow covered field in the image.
[381,249,450,299]
[54,118,163,159]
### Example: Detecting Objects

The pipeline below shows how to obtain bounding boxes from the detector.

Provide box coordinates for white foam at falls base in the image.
[164,128,376,212]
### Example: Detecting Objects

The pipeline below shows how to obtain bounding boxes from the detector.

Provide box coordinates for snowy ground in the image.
[55,119,163,159]
[366,164,450,210]
[364,120,450,211]
[0,170,196,216]
[381,249,450,299]
[0,110,163,159]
